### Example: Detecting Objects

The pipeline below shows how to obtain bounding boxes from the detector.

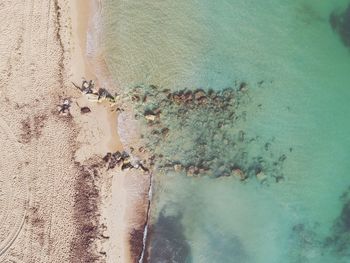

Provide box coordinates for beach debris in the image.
[57,98,71,115]
[80,106,91,114]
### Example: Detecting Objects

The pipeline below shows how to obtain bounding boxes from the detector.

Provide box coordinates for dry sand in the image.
[0,0,150,262]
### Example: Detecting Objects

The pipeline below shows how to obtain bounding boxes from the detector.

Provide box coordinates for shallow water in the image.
[101,0,350,262]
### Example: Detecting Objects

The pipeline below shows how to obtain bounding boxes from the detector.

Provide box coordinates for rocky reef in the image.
[129,83,290,183]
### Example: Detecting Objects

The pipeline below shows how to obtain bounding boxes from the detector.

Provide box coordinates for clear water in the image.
[100,0,350,262]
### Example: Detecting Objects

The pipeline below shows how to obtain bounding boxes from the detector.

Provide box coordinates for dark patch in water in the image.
[203,225,248,262]
[289,222,323,262]
[324,188,350,256]
[330,5,350,47]
[145,208,191,263]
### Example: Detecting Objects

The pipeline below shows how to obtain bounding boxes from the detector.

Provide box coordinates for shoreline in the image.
[70,1,152,262]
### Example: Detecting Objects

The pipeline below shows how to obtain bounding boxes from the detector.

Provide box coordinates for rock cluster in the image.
[103,150,149,172]
[129,83,290,183]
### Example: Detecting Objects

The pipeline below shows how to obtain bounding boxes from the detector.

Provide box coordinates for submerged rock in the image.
[174,164,182,172]
[256,171,267,182]
[145,114,156,121]
[232,168,246,181]
[194,89,206,100]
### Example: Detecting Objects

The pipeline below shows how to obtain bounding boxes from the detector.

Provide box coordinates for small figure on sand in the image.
[57,98,71,115]
[73,79,94,94]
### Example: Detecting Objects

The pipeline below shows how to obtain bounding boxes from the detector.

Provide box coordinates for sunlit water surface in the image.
[100,0,350,262]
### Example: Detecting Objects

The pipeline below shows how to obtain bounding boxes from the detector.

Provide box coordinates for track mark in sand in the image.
[3,255,27,263]
[0,117,29,259]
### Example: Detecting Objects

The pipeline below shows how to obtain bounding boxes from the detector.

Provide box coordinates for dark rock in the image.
[113,151,122,160]
[131,95,141,102]
[161,128,169,138]
[120,151,129,159]
[121,162,134,171]
[97,88,114,101]
[103,153,111,163]
[186,166,199,176]
[138,146,145,153]
[184,91,193,102]
[232,168,246,181]
[279,154,287,162]
[139,163,150,173]
[81,107,91,114]
[239,82,248,92]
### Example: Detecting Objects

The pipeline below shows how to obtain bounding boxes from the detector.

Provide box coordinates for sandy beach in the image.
[0,0,149,262]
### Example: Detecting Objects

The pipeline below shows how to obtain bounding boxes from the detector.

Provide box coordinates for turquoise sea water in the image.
[100,0,350,262]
